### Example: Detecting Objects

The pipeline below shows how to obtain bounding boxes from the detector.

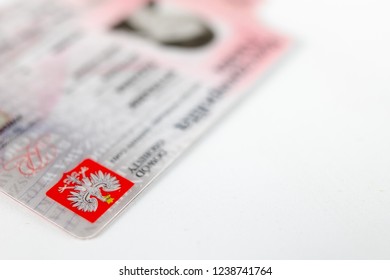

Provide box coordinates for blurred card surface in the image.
[0,0,290,238]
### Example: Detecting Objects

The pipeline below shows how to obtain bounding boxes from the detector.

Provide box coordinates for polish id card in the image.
[0,0,290,238]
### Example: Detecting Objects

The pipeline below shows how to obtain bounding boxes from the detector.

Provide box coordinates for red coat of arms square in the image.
[46,159,134,223]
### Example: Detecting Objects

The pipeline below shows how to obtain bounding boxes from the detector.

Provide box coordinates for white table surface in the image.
[1,0,390,259]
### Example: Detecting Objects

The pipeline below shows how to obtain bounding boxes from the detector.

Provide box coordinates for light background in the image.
[1,0,390,259]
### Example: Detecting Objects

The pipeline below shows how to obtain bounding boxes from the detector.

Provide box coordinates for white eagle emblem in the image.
[58,166,121,212]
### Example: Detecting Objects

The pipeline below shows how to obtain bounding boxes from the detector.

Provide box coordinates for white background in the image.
[1,0,390,259]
